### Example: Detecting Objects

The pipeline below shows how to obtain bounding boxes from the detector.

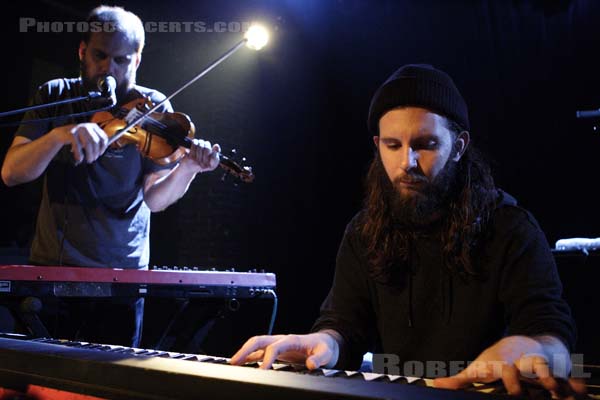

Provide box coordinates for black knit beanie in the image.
[367,64,469,134]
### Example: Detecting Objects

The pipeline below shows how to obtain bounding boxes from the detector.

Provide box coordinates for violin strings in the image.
[119,106,188,145]
[129,109,169,133]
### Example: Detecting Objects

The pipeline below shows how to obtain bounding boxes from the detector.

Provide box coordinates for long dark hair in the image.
[360,120,497,284]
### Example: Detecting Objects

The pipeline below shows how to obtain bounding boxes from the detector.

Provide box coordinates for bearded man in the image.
[231,64,582,397]
[1,6,219,347]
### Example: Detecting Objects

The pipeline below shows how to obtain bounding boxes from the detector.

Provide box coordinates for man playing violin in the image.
[1,6,219,346]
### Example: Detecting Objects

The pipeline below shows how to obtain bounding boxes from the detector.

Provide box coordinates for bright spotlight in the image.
[245,24,269,50]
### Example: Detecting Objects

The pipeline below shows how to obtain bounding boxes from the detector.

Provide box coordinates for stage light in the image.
[245,24,269,50]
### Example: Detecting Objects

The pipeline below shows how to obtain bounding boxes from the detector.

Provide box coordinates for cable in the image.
[265,289,277,335]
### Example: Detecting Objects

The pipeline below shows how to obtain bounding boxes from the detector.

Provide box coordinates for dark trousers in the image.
[1,296,144,348]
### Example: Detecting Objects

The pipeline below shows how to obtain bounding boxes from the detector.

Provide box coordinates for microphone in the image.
[575,108,600,119]
[97,75,117,106]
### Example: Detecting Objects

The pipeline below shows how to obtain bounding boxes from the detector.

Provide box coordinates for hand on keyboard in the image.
[230,331,340,370]
[433,336,589,399]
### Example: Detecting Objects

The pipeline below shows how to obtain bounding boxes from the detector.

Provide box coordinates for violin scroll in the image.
[219,152,254,183]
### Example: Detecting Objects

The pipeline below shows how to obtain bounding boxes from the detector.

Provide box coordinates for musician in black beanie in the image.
[231,64,584,397]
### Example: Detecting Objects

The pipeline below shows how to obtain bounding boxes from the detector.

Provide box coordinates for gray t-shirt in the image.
[16,78,173,269]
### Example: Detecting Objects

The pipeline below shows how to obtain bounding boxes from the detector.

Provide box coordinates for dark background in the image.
[1,0,599,358]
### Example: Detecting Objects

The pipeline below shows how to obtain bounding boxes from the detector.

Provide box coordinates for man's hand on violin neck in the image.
[182,139,220,174]
[63,123,109,165]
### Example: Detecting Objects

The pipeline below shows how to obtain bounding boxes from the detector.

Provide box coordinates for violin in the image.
[90,96,254,183]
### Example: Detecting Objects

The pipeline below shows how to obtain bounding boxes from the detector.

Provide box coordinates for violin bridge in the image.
[124,108,142,125]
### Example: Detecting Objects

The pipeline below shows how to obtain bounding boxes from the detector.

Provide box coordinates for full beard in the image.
[385,159,458,229]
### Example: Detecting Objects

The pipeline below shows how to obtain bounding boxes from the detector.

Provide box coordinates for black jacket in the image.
[312,190,575,374]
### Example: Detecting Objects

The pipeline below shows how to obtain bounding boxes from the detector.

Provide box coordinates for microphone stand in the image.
[0,91,105,118]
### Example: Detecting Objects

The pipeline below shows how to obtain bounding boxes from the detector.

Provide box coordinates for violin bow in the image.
[107,39,248,147]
